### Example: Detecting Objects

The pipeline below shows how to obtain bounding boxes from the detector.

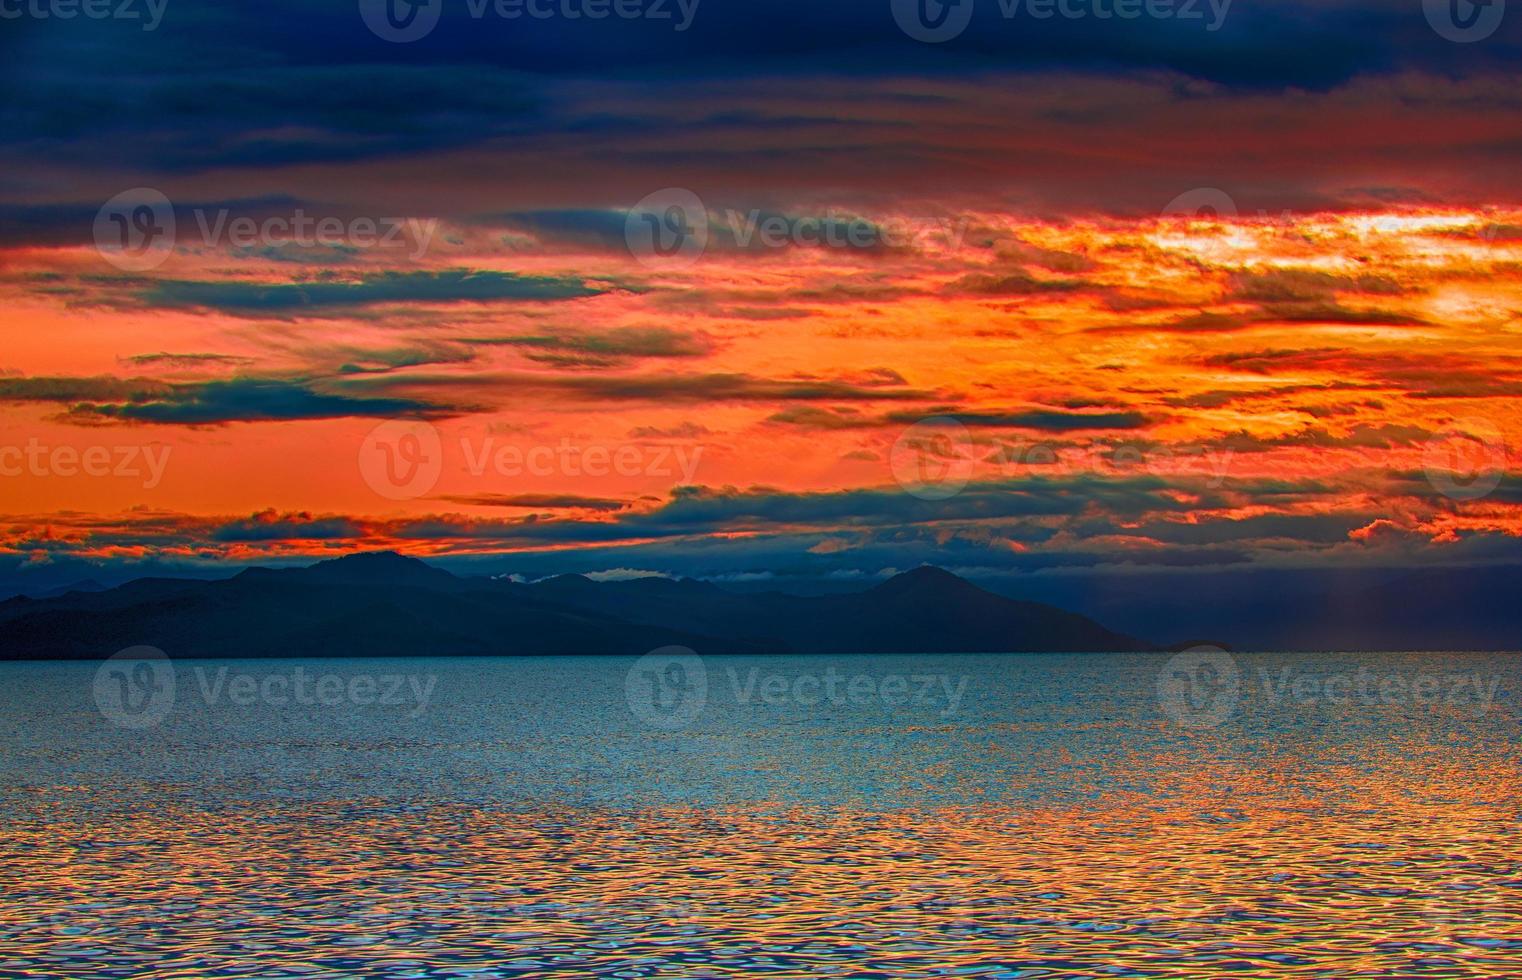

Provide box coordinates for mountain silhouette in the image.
[1000,564,1522,651]
[24,578,107,600]
[0,553,1151,659]
[233,550,463,589]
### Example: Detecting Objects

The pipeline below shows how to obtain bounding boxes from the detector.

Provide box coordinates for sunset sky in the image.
[2,0,1520,589]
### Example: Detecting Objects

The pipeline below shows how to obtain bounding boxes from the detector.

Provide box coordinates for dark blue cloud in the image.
[133,270,609,312]
[4,0,1518,185]
[0,196,303,247]
[72,377,452,424]
[40,0,1508,86]
[886,409,1153,430]
[213,513,364,542]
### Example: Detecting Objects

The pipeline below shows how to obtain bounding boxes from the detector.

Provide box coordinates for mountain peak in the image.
[0,554,1151,658]
[535,573,596,589]
[871,565,976,596]
[314,550,419,568]
[298,551,456,586]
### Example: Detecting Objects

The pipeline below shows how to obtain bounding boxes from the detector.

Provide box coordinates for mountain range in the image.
[0,552,1148,659]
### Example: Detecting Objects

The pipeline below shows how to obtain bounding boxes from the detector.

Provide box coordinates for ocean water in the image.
[1,652,1519,978]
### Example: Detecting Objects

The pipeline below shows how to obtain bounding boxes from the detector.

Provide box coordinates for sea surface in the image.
[1,651,1519,978]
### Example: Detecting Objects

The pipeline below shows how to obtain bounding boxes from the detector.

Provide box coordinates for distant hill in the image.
[993,564,1522,652]
[0,553,1151,659]
[24,578,107,600]
[514,564,1147,655]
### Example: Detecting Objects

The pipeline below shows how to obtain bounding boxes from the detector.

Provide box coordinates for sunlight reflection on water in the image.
[2,653,1519,978]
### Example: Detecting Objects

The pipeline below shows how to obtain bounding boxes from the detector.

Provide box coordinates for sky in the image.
[1,0,1521,589]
